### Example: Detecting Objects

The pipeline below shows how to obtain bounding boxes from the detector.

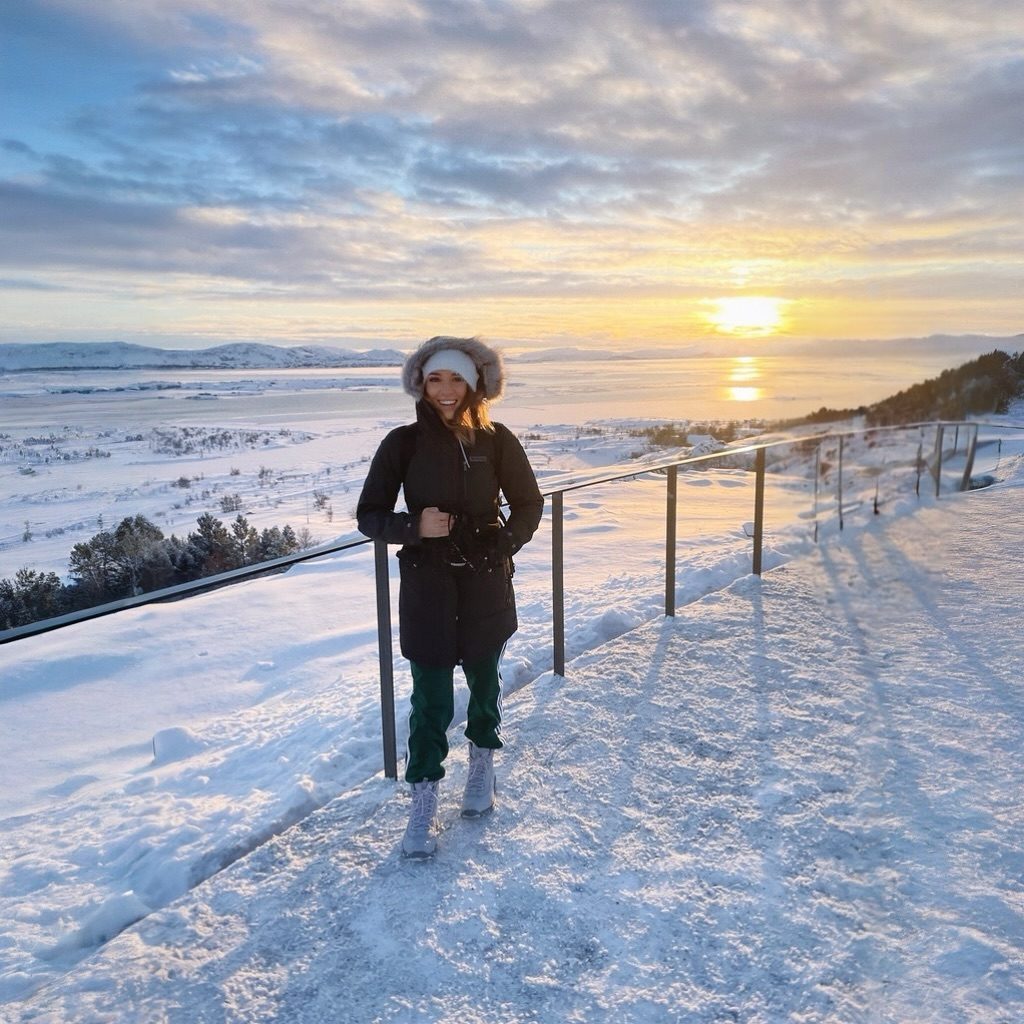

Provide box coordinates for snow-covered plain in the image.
[1,352,1023,1022]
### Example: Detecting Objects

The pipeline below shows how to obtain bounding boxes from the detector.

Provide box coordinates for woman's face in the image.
[424,370,470,421]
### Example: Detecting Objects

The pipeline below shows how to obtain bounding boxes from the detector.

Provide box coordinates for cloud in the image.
[2,0,1023,339]
[0,277,69,291]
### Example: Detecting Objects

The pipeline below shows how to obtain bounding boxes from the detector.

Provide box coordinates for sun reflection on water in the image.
[725,356,764,403]
[727,385,762,402]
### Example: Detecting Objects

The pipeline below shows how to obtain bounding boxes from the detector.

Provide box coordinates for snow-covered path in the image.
[14,476,1024,1024]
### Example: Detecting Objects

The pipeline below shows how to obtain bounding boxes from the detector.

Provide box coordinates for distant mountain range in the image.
[0,335,1019,372]
[0,341,405,372]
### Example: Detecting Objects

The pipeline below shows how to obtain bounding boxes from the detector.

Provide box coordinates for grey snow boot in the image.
[461,742,496,818]
[402,780,440,859]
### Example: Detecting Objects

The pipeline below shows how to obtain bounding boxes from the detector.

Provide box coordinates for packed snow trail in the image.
[15,472,1024,1024]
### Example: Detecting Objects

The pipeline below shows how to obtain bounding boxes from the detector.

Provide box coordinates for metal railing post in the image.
[959,424,979,491]
[552,489,569,675]
[813,444,821,543]
[552,490,565,676]
[752,447,766,575]
[837,435,845,531]
[665,465,677,615]
[8,418,1018,784]
[373,539,398,780]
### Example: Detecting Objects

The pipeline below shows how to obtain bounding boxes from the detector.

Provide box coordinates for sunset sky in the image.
[2,0,1022,349]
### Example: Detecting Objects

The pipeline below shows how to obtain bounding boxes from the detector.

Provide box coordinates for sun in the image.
[706,296,786,337]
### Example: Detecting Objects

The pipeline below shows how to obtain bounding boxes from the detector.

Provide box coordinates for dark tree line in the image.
[864,350,1024,426]
[632,420,764,446]
[1,513,305,630]
[780,349,1024,428]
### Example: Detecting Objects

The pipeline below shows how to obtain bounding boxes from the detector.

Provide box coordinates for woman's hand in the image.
[418,507,452,538]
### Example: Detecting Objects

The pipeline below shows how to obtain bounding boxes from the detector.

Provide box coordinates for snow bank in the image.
[10,452,1024,1023]
[2,374,1023,1017]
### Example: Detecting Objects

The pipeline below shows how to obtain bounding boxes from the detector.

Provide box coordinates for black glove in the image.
[466,522,516,566]
[450,518,519,569]
[491,527,517,560]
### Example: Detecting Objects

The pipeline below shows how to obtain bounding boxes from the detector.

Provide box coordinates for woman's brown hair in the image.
[444,384,494,445]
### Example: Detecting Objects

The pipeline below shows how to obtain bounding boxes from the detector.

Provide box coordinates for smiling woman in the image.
[706,296,787,337]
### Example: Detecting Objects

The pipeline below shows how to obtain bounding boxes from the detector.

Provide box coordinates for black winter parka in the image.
[356,401,544,668]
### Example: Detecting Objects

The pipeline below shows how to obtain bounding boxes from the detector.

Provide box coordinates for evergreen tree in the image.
[163,534,202,584]
[257,526,287,560]
[257,525,301,560]
[0,569,66,629]
[4,510,307,630]
[112,515,166,595]
[68,530,120,604]
[187,513,233,576]
[866,350,1023,426]
[137,540,176,593]
[229,515,261,567]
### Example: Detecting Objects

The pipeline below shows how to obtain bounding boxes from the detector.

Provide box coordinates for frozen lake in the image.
[0,344,997,432]
[0,341,1006,579]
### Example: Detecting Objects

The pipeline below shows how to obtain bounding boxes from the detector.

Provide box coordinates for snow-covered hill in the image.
[0,342,404,372]
[1,335,1018,372]
[785,332,1022,355]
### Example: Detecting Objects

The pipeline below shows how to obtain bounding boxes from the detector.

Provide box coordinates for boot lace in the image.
[465,747,492,800]
[408,782,437,832]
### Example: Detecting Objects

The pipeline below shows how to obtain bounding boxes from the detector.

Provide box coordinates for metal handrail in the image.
[3,417,1018,779]
[0,534,375,644]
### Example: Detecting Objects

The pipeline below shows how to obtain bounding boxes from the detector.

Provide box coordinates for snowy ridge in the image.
[10,455,1024,1023]
[1,334,1017,372]
[0,341,404,372]
[777,332,1023,358]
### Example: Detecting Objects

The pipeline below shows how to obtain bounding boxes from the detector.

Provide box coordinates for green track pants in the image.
[405,649,504,783]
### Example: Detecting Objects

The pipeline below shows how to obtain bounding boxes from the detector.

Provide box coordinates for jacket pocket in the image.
[460,560,514,619]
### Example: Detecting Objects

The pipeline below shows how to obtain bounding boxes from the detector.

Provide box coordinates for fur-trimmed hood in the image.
[401,336,505,402]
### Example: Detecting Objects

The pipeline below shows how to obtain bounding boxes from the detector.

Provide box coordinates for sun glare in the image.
[707,296,786,337]
[726,355,764,403]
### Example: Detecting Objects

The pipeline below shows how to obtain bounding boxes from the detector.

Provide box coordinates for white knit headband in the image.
[420,349,479,391]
